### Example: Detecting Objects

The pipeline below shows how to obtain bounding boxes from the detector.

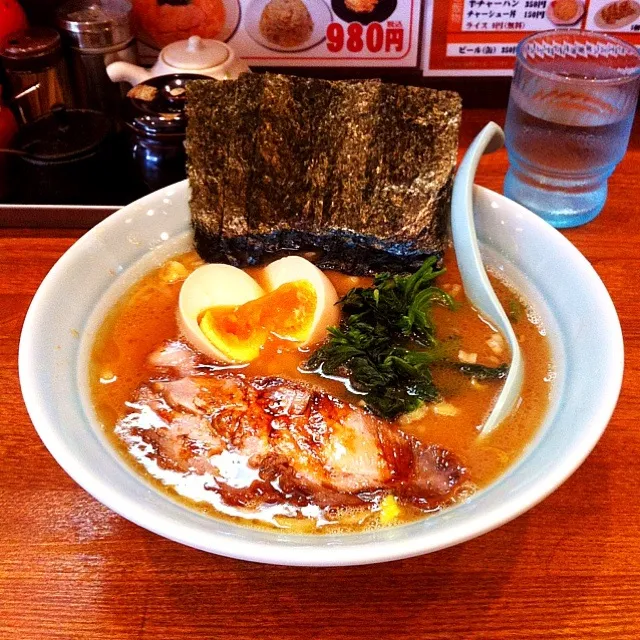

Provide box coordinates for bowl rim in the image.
[19,183,624,566]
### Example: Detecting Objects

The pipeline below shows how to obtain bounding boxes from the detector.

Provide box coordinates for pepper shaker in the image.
[56,0,138,118]
[0,28,74,124]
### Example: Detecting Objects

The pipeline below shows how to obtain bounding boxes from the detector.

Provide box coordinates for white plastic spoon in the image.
[451,121,523,437]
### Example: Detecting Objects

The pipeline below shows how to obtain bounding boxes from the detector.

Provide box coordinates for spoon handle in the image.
[452,123,509,333]
[451,122,523,436]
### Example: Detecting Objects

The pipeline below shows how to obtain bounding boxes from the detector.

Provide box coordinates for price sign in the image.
[223,0,420,67]
[325,22,405,54]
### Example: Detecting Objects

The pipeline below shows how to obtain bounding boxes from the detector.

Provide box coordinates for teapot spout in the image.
[106,61,152,86]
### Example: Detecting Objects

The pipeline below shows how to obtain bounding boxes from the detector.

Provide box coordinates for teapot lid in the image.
[161,36,229,71]
[125,74,209,137]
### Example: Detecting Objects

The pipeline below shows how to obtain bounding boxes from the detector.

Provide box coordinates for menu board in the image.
[423,0,640,75]
[132,0,421,68]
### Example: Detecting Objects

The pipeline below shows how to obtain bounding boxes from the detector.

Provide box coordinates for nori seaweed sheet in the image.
[186,74,461,275]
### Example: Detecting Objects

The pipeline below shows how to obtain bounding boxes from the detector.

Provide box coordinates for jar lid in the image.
[125,74,209,137]
[13,105,112,161]
[161,36,229,71]
[0,28,62,72]
[56,0,133,50]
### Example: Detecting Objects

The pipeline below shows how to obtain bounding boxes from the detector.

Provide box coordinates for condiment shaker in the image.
[0,28,75,124]
[56,0,138,117]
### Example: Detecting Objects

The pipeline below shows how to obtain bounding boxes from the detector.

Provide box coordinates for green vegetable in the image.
[440,362,509,380]
[507,298,524,323]
[307,325,442,418]
[338,257,454,346]
[305,258,453,419]
[305,257,509,419]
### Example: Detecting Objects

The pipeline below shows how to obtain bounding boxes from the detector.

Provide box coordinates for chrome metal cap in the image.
[56,0,133,50]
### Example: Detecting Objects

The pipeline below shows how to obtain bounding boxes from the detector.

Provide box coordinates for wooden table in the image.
[2,109,639,639]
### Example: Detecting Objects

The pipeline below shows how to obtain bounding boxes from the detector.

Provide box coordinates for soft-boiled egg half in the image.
[178,257,340,364]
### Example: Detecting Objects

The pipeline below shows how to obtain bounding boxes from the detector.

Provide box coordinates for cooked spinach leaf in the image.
[507,298,524,323]
[305,257,509,420]
[440,361,509,380]
[306,326,442,419]
[305,258,454,419]
[339,257,454,346]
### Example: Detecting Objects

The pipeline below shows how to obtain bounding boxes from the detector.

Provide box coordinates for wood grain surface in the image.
[1,109,639,640]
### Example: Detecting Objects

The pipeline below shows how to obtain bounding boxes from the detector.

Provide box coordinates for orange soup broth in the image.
[91,249,552,531]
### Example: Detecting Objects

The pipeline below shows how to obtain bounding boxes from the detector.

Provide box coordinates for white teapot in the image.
[107,36,248,85]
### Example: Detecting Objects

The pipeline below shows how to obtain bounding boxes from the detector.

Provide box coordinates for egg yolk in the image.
[198,280,317,362]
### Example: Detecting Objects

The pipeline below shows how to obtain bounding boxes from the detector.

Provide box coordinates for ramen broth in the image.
[91,248,553,532]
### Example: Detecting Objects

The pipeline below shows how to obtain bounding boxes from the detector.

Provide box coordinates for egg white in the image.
[262,256,340,347]
[178,263,265,363]
[178,257,340,363]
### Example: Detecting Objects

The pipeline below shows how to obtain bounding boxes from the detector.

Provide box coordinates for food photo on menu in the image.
[0,0,638,638]
[124,0,417,62]
[590,0,640,29]
[547,0,585,25]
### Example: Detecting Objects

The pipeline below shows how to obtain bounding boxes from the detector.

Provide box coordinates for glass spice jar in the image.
[0,27,75,124]
[56,0,139,118]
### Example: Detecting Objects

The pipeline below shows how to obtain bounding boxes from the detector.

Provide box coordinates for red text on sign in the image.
[325,22,405,54]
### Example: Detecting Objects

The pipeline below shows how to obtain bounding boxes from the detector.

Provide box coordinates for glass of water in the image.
[504,30,640,228]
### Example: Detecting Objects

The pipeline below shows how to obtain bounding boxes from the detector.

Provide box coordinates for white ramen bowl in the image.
[19,181,623,566]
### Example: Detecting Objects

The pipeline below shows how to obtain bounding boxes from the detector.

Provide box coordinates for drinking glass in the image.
[504,30,640,228]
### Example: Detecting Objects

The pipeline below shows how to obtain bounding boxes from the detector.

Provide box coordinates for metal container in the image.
[0,28,74,124]
[124,73,209,192]
[56,0,138,117]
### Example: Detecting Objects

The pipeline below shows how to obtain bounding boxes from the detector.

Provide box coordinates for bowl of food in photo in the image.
[331,0,397,25]
[245,0,332,52]
[547,0,585,25]
[132,0,242,46]
[19,75,623,566]
[593,0,640,29]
